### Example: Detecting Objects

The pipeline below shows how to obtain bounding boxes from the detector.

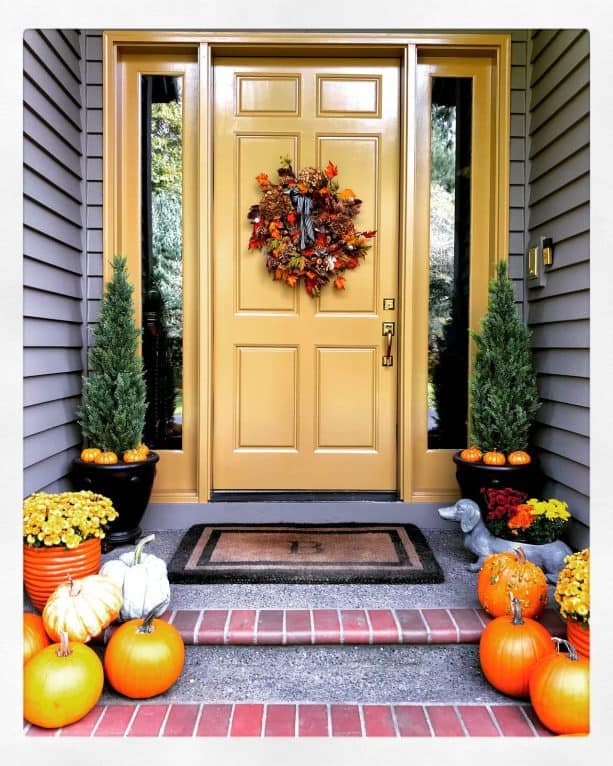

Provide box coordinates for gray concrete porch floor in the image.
[99,528,557,610]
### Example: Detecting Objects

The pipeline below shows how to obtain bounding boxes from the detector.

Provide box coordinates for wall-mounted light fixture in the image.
[541,236,553,267]
[527,235,554,289]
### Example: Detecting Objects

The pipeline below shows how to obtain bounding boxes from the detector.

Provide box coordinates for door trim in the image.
[103,31,510,503]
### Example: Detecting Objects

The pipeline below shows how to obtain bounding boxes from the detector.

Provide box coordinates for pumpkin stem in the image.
[137,601,167,633]
[56,631,72,657]
[67,575,79,596]
[133,534,156,566]
[514,546,526,564]
[552,636,580,661]
[510,593,524,625]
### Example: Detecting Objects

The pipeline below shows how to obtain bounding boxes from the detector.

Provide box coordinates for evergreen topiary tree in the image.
[469,261,540,453]
[77,255,147,454]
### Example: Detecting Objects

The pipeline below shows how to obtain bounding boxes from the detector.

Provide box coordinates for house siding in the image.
[23,29,86,496]
[525,30,589,549]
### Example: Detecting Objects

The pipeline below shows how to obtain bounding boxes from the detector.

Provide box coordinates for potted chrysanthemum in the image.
[481,491,572,545]
[554,548,590,659]
[23,491,118,611]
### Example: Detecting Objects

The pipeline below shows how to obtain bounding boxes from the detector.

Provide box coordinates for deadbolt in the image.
[383,298,395,310]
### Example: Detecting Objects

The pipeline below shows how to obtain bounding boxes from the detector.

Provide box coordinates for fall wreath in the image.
[247,158,376,297]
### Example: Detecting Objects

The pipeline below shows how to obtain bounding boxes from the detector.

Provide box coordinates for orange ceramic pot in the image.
[23,538,101,612]
[566,619,590,660]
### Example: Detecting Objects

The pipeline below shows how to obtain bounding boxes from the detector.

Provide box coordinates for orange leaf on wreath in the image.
[286,275,299,287]
[338,188,355,200]
[334,276,346,290]
[274,268,284,281]
[325,161,338,179]
[256,172,270,188]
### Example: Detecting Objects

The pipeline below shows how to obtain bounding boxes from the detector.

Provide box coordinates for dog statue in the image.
[438,498,573,583]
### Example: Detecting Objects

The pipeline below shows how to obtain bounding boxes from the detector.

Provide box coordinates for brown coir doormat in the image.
[167,524,444,584]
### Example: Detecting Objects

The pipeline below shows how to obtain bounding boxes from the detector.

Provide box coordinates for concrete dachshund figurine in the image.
[438,498,572,583]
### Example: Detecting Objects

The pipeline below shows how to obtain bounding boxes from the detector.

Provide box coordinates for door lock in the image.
[382,322,395,366]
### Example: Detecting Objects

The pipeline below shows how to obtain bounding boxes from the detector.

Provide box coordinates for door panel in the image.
[212,57,400,490]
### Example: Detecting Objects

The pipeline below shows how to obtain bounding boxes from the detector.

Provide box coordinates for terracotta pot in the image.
[566,619,590,660]
[23,537,101,612]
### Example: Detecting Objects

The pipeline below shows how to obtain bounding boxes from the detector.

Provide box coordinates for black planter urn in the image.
[70,453,159,549]
[452,451,543,517]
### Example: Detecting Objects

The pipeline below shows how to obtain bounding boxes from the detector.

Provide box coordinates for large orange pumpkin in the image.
[460,446,483,462]
[483,450,506,466]
[104,605,184,699]
[528,638,589,734]
[477,548,548,619]
[479,595,554,697]
[43,574,123,643]
[23,631,104,729]
[508,450,531,465]
[23,613,50,665]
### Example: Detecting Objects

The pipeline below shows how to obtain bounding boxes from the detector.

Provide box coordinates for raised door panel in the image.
[235,134,299,313]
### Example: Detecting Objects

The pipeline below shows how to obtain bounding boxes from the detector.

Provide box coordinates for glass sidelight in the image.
[110,48,198,499]
[427,77,472,449]
[141,75,184,450]
[412,52,498,500]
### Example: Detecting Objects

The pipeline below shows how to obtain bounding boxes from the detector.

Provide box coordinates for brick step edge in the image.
[97,607,566,647]
[25,701,559,737]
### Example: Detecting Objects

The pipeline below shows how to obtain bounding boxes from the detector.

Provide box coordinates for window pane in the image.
[427,77,472,449]
[141,75,183,450]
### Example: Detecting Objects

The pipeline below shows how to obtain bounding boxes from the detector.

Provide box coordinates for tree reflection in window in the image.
[141,75,183,450]
[427,77,472,449]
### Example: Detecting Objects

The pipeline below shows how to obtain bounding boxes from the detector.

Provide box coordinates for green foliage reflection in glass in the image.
[427,78,472,449]
[142,76,183,450]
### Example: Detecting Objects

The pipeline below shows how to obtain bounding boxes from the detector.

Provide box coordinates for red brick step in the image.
[100,606,565,646]
[25,702,556,737]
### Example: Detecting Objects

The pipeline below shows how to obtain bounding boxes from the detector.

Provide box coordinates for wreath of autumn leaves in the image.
[247,157,376,297]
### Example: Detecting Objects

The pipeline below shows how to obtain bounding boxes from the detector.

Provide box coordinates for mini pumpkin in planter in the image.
[99,534,170,621]
[72,255,159,548]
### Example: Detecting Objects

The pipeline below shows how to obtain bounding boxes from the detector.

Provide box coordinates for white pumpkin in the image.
[99,534,171,621]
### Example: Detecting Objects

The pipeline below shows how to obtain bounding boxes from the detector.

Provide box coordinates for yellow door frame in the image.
[103,31,510,504]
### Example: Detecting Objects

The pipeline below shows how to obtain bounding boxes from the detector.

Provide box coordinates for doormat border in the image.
[167,523,444,584]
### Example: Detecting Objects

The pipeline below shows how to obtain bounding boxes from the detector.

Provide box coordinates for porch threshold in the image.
[210,491,400,502]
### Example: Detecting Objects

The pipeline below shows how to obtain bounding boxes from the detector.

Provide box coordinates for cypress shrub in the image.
[469,261,540,453]
[77,255,147,454]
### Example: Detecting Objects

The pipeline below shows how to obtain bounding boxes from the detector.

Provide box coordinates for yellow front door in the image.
[212,57,401,491]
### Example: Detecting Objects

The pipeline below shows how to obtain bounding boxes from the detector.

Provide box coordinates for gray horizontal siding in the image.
[23,29,86,495]
[85,31,104,347]
[526,29,590,535]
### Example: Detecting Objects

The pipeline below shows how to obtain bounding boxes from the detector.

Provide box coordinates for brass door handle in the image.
[382,321,394,367]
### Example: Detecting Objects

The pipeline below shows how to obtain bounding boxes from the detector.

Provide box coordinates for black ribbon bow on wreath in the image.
[289,187,315,250]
